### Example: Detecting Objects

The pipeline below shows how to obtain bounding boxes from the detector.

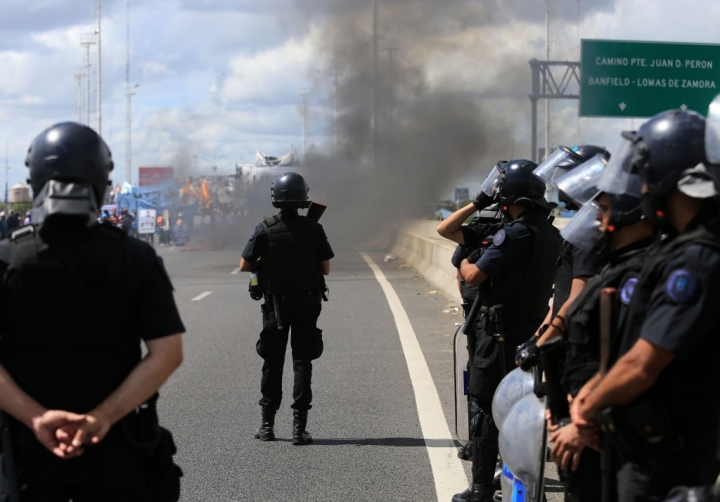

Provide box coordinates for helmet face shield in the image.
[706,94,720,164]
[560,201,603,252]
[532,147,583,188]
[480,165,503,197]
[556,155,607,206]
[596,136,642,197]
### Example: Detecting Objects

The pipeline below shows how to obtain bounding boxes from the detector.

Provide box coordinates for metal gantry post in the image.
[528,59,581,162]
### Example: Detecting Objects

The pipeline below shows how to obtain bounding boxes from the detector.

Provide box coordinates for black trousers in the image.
[12,423,153,502]
[616,429,720,502]
[467,319,538,487]
[256,292,323,412]
[564,448,602,502]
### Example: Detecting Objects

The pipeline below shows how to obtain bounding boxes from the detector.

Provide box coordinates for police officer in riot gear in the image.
[440,177,504,463]
[0,122,185,501]
[545,163,654,501]
[447,159,562,502]
[515,145,607,370]
[240,172,333,446]
[573,109,720,501]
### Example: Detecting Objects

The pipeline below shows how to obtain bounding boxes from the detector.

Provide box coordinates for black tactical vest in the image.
[552,241,575,318]
[458,220,504,308]
[480,209,562,321]
[562,240,651,396]
[0,223,142,413]
[260,211,323,295]
[617,221,720,430]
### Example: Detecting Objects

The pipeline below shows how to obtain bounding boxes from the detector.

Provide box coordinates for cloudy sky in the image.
[2,0,720,198]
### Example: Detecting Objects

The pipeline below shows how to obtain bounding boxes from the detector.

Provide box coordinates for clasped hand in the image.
[31,410,112,460]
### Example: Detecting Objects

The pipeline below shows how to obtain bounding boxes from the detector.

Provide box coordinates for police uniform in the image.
[610,212,720,501]
[552,241,597,318]
[242,209,334,416]
[559,235,653,502]
[0,221,185,501]
[464,208,561,498]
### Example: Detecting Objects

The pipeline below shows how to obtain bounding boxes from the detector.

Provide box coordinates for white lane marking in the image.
[192,291,213,301]
[359,252,468,500]
[231,267,241,275]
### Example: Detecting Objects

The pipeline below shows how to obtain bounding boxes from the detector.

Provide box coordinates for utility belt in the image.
[596,395,676,460]
[120,394,183,502]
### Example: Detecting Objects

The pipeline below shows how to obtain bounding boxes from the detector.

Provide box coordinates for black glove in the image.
[515,335,541,371]
[466,247,482,264]
[473,192,495,211]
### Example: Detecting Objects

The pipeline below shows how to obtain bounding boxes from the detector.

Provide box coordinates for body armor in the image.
[0,223,138,413]
[562,241,650,396]
[480,209,561,321]
[261,212,323,295]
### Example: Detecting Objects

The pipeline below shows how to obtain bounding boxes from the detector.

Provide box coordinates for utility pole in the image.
[371,0,378,169]
[328,67,343,157]
[80,34,96,127]
[298,89,309,162]
[383,39,399,87]
[4,142,9,205]
[544,0,551,161]
[96,0,102,135]
[125,0,138,185]
[73,67,84,123]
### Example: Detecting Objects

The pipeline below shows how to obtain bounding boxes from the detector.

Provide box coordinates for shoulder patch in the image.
[493,228,506,246]
[665,269,698,303]
[249,228,256,240]
[619,277,638,305]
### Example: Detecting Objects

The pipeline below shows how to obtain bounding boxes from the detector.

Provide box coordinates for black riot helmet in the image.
[25,122,113,207]
[607,192,643,230]
[496,159,550,208]
[599,110,712,200]
[271,172,311,208]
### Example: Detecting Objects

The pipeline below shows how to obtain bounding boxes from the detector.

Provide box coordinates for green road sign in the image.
[580,39,720,117]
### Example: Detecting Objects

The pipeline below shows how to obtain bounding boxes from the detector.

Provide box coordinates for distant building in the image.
[255,147,300,167]
[10,183,30,203]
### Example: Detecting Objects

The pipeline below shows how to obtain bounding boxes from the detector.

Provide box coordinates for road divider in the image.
[360,251,468,500]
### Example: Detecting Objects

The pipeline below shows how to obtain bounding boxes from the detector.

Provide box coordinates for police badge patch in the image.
[620,277,638,305]
[665,269,697,303]
[493,229,506,246]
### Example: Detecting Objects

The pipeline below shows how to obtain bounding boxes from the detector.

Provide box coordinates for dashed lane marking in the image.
[191,291,213,301]
[231,268,241,275]
[359,252,468,501]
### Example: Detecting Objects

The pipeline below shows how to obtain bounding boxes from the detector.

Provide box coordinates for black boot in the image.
[292,409,313,445]
[451,483,495,502]
[254,408,276,441]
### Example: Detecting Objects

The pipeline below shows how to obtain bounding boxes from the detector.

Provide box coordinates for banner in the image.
[116,178,180,213]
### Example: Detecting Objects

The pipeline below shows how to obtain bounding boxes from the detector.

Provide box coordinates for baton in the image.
[462,294,482,336]
[491,305,507,377]
[0,413,20,502]
[599,288,617,376]
[271,294,283,331]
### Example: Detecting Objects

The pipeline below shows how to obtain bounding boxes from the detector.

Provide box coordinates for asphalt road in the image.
[155,241,562,502]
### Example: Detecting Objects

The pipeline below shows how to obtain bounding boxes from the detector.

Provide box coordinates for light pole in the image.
[4,142,9,206]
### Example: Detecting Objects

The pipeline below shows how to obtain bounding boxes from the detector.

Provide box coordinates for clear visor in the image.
[706,94,720,164]
[532,147,581,188]
[560,201,603,252]
[480,165,503,197]
[596,138,640,196]
[555,155,607,206]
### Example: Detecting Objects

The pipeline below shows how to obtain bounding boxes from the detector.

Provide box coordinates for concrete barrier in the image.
[390,217,571,303]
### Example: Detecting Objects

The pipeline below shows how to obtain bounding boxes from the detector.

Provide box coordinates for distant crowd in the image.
[0,210,32,239]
